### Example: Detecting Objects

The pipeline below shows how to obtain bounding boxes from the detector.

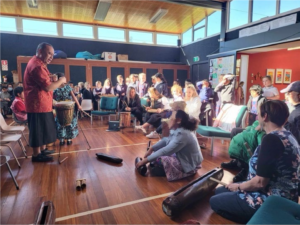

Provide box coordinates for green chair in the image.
[91,96,119,124]
[247,195,300,224]
[196,105,248,156]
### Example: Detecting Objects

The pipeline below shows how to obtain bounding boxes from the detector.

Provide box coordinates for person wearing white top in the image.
[184,84,201,121]
[262,76,280,100]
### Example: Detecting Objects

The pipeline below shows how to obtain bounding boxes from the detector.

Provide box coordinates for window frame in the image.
[62,22,94,39]
[156,33,179,46]
[226,0,300,32]
[0,16,17,33]
[22,18,58,36]
[97,26,126,42]
[128,30,154,44]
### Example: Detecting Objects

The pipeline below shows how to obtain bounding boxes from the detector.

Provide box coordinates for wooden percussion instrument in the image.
[162,167,224,217]
[55,101,75,127]
[33,201,56,225]
[119,112,131,128]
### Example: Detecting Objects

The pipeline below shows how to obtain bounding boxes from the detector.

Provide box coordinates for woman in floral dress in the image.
[53,73,82,145]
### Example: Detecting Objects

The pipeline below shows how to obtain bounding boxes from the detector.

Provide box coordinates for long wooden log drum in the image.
[162,167,224,217]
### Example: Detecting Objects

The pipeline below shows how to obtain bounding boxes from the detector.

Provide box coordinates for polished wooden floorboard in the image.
[1,118,237,224]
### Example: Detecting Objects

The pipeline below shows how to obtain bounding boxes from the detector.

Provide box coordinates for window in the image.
[157,33,178,46]
[182,28,192,45]
[194,19,205,29]
[194,28,205,40]
[98,27,125,42]
[23,19,57,35]
[229,0,249,29]
[0,16,17,32]
[252,0,276,22]
[129,30,153,44]
[280,0,300,13]
[207,11,221,36]
[63,23,93,39]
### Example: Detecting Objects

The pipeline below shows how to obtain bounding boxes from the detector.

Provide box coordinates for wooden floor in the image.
[1,117,237,224]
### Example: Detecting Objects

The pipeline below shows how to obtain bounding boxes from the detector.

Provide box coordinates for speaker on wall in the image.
[177,39,181,47]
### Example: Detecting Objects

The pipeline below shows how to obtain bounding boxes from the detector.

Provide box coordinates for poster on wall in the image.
[275,69,283,83]
[266,69,275,84]
[209,55,234,87]
[1,60,8,71]
[284,69,292,84]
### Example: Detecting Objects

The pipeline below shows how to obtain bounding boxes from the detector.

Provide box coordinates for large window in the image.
[280,0,300,13]
[23,19,57,35]
[229,0,249,29]
[207,11,221,36]
[182,28,192,45]
[157,33,178,46]
[98,27,125,42]
[194,19,205,29]
[129,30,153,44]
[194,28,205,40]
[63,23,93,39]
[252,0,276,22]
[0,16,17,32]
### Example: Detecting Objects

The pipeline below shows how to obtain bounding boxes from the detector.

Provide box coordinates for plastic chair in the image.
[80,99,93,118]
[0,133,28,167]
[0,155,19,190]
[0,113,29,146]
[91,96,119,124]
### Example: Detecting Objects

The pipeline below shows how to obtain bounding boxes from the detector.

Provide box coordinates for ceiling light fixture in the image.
[26,0,38,8]
[94,0,112,21]
[287,46,300,51]
[150,9,168,23]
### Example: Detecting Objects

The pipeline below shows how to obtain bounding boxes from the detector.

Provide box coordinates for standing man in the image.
[24,42,66,162]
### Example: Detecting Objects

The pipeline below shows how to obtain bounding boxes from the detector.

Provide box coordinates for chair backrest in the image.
[100,96,118,111]
[235,105,247,128]
[81,99,93,111]
[0,113,8,130]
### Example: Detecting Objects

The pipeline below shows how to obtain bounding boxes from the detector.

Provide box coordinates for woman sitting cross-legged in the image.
[135,110,203,181]
[135,87,168,134]
[210,100,300,224]
[122,87,143,125]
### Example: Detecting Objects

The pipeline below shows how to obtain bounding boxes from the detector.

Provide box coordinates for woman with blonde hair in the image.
[184,84,201,120]
[101,79,114,95]
[136,87,169,134]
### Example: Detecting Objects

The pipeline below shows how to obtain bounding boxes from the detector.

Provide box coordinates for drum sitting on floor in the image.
[119,112,131,128]
[55,101,75,127]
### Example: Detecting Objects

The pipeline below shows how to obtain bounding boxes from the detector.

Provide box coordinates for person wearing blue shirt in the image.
[196,79,213,126]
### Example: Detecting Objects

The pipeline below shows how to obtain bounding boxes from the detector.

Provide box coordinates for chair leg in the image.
[210,137,214,156]
[22,131,29,146]
[6,162,19,190]
[3,144,21,168]
[91,115,93,125]
[18,139,27,158]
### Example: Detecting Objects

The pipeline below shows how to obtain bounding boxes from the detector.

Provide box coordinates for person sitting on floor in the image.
[184,84,201,121]
[101,78,115,95]
[135,110,203,181]
[210,100,300,224]
[10,86,27,122]
[122,87,143,125]
[196,79,213,126]
[246,85,266,126]
[0,86,11,118]
[135,87,166,134]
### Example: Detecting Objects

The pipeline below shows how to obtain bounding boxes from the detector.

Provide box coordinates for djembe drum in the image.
[119,112,131,128]
[54,101,75,164]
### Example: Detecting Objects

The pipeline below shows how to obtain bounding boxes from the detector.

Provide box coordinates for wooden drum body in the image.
[162,167,224,217]
[55,101,75,127]
[119,112,131,128]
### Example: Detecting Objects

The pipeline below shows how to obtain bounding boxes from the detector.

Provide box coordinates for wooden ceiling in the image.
[0,0,218,34]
